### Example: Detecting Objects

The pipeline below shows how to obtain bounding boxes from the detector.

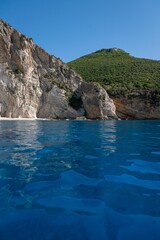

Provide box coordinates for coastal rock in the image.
[0,19,117,119]
[113,96,160,120]
[81,82,117,119]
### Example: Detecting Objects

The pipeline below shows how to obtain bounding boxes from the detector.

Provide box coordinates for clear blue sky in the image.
[1,0,160,62]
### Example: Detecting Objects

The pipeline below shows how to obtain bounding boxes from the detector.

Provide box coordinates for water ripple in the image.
[0,120,160,240]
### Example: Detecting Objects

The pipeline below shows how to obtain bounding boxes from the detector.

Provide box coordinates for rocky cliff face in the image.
[113,96,160,120]
[0,19,117,119]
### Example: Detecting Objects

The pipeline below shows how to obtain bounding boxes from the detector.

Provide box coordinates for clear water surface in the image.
[0,120,160,240]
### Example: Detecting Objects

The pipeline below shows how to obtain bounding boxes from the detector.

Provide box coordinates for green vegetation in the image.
[68,48,160,99]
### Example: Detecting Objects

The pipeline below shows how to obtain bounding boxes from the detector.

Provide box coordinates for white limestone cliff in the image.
[0,19,117,119]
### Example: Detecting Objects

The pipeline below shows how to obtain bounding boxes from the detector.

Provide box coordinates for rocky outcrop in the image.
[81,82,117,119]
[0,19,117,119]
[112,92,160,120]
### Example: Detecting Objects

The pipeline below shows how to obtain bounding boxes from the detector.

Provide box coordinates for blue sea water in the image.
[0,120,160,240]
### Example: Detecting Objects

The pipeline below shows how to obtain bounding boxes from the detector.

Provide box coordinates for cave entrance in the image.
[69,91,83,110]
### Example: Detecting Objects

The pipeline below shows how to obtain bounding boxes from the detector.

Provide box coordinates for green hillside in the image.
[68,48,160,100]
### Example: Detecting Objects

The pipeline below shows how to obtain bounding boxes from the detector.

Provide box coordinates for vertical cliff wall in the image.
[0,19,117,119]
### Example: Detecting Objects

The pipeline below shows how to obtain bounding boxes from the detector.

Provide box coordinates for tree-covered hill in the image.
[68,48,160,101]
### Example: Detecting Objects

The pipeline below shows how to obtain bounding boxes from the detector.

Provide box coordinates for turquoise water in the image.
[0,120,160,240]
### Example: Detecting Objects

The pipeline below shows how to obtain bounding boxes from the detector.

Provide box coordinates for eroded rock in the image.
[0,19,117,119]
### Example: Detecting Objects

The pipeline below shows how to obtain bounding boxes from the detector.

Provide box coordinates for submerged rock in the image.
[0,19,117,119]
